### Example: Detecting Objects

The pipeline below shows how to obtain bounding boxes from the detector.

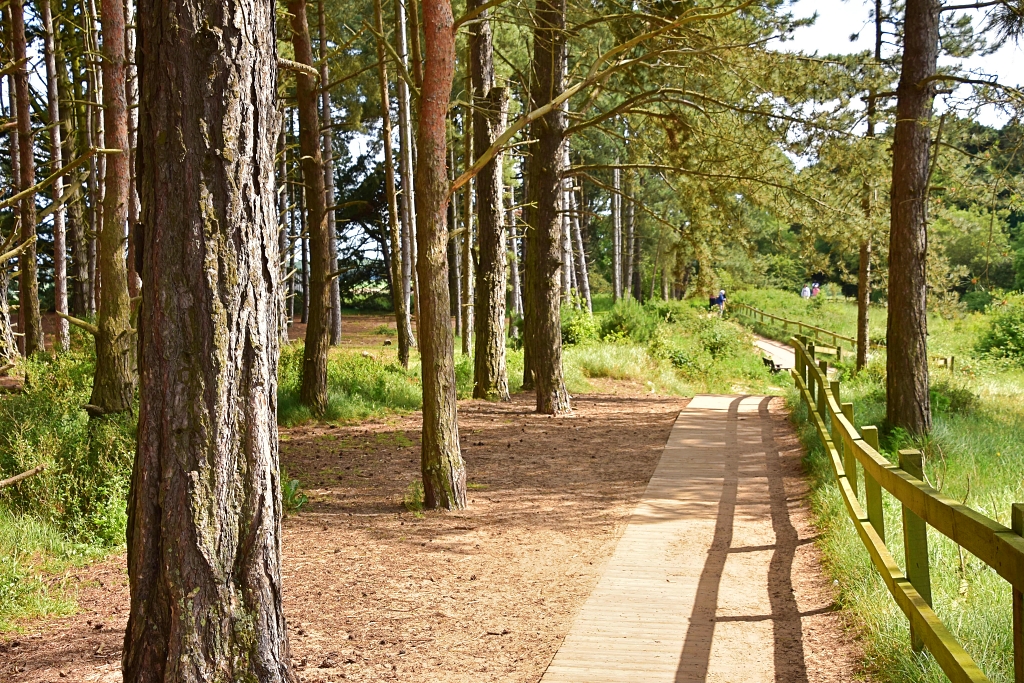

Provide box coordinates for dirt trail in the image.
[0,387,860,682]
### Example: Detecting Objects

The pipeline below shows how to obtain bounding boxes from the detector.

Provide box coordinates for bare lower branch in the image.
[0,464,46,490]
[278,57,321,80]
[56,311,99,336]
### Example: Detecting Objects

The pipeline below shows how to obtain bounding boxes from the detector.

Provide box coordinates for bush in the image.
[962,290,993,313]
[976,295,1024,364]
[0,352,134,544]
[561,306,598,345]
[694,317,742,358]
[599,300,660,342]
[929,379,980,415]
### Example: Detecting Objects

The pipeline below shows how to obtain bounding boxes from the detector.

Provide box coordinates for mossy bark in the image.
[418,0,467,509]
[289,0,332,416]
[125,2,292,680]
[524,0,570,415]
[90,0,136,415]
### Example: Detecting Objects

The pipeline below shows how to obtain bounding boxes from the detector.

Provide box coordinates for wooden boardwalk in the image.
[541,395,825,682]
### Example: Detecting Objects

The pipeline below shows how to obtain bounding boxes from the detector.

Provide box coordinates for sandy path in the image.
[541,395,860,682]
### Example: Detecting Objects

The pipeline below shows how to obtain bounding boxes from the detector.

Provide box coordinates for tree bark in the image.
[460,109,474,354]
[0,258,16,364]
[290,0,332,416]
[126,0,142,298]
[570,185,592,313]
[524,0,570,415]
[417,0,466,509]
[887,0,937,435]
[373,0,413,367]
[126,1,292,680]
[89,0,136,415]
[11,0,43,355]
[612,164,622,302]
[42,0,70,352]
[625,195,636,300]
[396,0,419,337]
[449,146,463,335]
[508,186,523,335]
[470,0,509,400]
[858,0,883,373]
[318,0,343,346]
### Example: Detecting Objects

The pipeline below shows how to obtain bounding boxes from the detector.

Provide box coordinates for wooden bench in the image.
[762,356,782,374]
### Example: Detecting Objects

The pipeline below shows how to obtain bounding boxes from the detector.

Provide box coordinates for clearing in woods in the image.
[1,337,857,681]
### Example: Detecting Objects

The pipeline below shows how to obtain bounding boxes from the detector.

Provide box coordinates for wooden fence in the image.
[733,302,860,358]
[792,335,1024,683]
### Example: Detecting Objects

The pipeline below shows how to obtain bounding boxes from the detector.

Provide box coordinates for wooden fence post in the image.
[841,401,857,496]
[816,361,828,416]
[950,355,955,374]
[862,426,884,542]
[900,448,931,653]
[1013,503,1024,683]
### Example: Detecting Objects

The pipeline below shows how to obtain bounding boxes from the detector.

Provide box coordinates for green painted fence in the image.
[792,335,1024,683]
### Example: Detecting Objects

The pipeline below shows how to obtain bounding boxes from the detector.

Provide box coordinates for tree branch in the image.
[278,57,321,81]
[56,311,99,336]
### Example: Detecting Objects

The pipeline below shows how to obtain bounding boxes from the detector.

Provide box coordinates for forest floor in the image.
[0,312,860,682]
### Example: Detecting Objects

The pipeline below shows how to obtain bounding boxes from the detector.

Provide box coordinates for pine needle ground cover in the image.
[1,307,776,631]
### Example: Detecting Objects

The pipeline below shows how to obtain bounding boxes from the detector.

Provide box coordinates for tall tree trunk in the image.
[300,190,308,325]
[470,0,509,400]
[6,19,23,355]
[570,185,592,313]
[858,0,883,372]
[62,50,91,317]
[508,186,523,335]
[460,110,474,354]
[612,164,621,302]
[524,0,570,415]
[887,0,937,435]
[42,0,70,352]
[625,195,635,301]
[396,0,419,336]
[373,0,413,367]
[0,268,16,365]
[278,132,291,346]
[417,0,466,509]
[126,1,292,679]
[290,0,332,415]
[11,0,43,355]
[89,0,136,415]
[448,145,462,335]
[125,0,142,298]
[318,0,343,345]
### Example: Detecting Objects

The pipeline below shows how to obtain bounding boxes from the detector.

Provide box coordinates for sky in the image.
[776,0,1024,127]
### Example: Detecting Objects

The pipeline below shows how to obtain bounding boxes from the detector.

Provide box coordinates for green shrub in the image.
[962,290,993,313]
[694,317,742,358]
[561,306,598,345]
[0,352,134,544]
[280,470,308,515]
[599,300,660,342]
[929,379,980,415]
[976,295,1024,364]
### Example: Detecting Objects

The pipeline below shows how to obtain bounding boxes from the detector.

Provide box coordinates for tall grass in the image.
[768,283,1024,682]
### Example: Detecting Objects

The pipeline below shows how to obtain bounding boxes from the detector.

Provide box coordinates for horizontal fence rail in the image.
[791,334,1024,683]
[733,302,860,358]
